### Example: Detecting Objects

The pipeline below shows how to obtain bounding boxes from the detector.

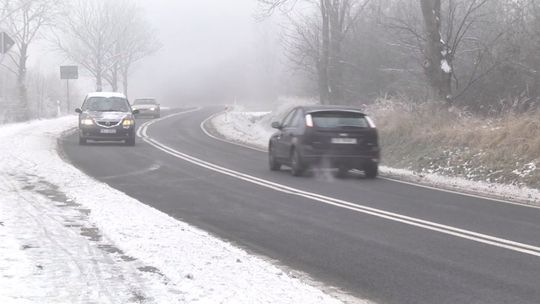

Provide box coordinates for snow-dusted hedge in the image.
[365,98,540,189]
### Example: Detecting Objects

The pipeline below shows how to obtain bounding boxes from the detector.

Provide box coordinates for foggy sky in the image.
[129,0,278,106]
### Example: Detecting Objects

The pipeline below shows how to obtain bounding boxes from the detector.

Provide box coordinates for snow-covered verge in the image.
[0,117,352,303]
[209,101,540,206]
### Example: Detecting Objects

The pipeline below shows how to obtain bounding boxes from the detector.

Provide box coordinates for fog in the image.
[129,0,281,107]
[8,0,527,118]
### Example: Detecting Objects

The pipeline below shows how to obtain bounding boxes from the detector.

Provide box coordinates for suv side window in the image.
[291,109,304,128]
[281,109,297,128]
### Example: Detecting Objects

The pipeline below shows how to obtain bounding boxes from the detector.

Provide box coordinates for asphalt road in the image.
[60,106,540,304]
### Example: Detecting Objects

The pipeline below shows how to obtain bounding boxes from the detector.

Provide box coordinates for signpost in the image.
[60,65,78,112]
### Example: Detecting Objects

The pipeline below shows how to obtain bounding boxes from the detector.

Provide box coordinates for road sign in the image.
[0,32,14,54]
[60,65,78,79]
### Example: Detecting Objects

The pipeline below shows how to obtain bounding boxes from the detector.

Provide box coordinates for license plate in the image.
[100,129,117,134]
[331,138,357,144]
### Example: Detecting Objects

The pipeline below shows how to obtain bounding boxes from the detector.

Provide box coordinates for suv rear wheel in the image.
[290,148,305,176]
[364,162,378,179]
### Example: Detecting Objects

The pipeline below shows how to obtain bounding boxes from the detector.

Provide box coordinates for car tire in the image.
[364,162,378,179]
[268,145,281,171]
[79,137,87,145]
[290,148,305,177]
[126,137,136,146]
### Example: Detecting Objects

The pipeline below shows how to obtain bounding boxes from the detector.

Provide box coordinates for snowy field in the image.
[210,106,540,206]
[0,116,355,304]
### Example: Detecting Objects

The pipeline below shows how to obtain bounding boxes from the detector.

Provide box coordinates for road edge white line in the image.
[378,176,540,209]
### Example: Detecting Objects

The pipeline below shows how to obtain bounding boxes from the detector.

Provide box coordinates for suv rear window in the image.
[134,99,157,105]
[311,111,369,128]
[83,97,130,112]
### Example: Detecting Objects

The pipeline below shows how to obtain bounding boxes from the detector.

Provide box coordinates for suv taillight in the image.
[305,114,314,127]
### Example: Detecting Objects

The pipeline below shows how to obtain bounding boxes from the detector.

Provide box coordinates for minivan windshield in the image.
[82,97,130,112]
[134,99,157,105]
[311,111,369,128]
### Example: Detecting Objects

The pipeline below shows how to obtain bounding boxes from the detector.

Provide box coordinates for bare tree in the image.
[55,0,159,96]
[104,1,161,97]
[54,0,120,92]
[491,0,540,111]
[1,0,63,121]
[265,0,540,112]
[0,1,8,21]
[0,0,33,23]
[327,0,370,102]
[260,0,369,104]
[419,0,452,102]
[384,0,490,105]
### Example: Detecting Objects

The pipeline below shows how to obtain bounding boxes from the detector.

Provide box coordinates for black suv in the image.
[75,92,139,146]
[268,105,380,178]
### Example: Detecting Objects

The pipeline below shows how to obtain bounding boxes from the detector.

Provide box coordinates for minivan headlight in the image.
[122,119,135,126]
[80,118,93,126]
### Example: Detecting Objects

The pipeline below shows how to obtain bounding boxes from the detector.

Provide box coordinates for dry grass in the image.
[364,98,540,188]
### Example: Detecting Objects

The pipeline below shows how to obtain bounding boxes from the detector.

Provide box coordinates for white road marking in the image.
[136,107,201,138]
[100,163,161,180]
[138,110,540,258]
[378,176,540,209]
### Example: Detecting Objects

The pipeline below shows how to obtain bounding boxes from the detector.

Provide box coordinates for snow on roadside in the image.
[0,117,350,303]
[210,107,540,206]
[211,111,272,148]
[211,99,317,150]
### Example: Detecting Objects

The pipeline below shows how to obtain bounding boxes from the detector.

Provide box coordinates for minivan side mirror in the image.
[271,121,282,129]
[75,108,82,114]
[132,109,140,115]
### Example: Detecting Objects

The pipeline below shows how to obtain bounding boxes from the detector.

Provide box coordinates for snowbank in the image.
[0,116,348,303]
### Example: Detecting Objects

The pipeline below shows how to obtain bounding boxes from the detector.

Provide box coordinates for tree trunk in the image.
[107,63,119,92]
[328,0,345,104]
[319,0,331,104]
[122,67,129,98]
[95,54,103,92]
[113,63,118,92]
[96,69,103,92]
[420,0,452,104]
[17,42,28,121]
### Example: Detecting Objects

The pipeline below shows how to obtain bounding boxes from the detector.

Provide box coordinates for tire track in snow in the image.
[0,172,171,303]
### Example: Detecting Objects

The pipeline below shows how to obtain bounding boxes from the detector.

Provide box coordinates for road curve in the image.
[60,106,540,304]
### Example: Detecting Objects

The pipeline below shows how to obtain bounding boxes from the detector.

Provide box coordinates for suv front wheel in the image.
[125,137,136,146]
[268,145,281,171]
